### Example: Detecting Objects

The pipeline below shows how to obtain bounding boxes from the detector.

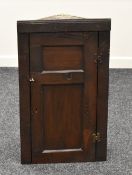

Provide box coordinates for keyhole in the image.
[34,108,38,114]
[65,73,72,80]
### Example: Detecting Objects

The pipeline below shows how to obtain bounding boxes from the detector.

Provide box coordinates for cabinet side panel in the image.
[83,32,98,161]
[96,31,110,161]
[18,33,31,164]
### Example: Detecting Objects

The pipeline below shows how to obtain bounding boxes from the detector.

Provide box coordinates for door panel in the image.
[30,33,83,72]
[41,84,82,150]
[30,32,98,163]
[43,46,83,70]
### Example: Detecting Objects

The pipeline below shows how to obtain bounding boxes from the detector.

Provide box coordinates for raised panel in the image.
[42,84,83,151]
[43,46,83,70]
[30,32,98,163]
[30,33,84,72]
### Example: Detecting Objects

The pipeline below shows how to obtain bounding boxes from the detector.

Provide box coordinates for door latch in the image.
[29,77,35,82]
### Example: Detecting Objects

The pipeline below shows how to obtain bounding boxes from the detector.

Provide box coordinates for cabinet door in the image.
[30,32,98,163]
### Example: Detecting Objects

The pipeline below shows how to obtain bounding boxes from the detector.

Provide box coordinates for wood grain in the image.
[17,18,111,33]
[18,33,32,164]
[43,46,83,70]
[43,84,83,150]
[18,17,111,164]
[30,32,98,163]
[30,33,83,72]
[30,71,84,85]
[96,31,110,161]
[83,32,98,161]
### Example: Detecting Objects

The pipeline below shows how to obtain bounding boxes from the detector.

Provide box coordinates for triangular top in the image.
[39,14,85,20]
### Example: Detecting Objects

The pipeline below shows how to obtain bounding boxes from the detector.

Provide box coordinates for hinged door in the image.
[30,32,98,163]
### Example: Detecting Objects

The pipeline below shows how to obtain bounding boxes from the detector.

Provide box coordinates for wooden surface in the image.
[96,31,110,161]
[30,71,84,85]
[30,33,83,72]
[83,32,98,161]
[43,46,83,70]
[30,32,98,163]
[18,33,32,164]
[17,15,111,33]
[18,16,111,164]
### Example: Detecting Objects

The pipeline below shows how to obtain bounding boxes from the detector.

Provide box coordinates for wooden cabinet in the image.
[17,15,111,164]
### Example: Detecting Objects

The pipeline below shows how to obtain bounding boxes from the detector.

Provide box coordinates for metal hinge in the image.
[92,132,101,143]
[94,48,103,64]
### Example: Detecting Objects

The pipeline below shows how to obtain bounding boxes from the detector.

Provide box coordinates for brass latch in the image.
[92,132,101,143]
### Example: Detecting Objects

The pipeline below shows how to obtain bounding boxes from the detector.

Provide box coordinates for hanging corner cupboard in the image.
[17,15,111,164]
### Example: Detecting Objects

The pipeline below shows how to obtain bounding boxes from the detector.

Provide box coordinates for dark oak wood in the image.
[17,18,111,33]
[43,46,83,70]
[83,32,98,161]
[30,71,84,85]
[31,83,84,163]
[17,15,111,164]
[30,33,83,72]
[96,31,110,161]
[30,32,98,163]
[17,33,32,164]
